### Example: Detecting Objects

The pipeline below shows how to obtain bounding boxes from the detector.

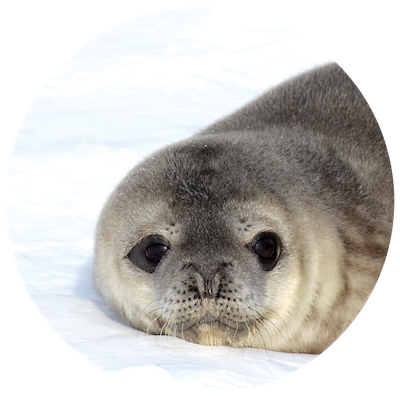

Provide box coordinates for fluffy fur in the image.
[93,63,393,353]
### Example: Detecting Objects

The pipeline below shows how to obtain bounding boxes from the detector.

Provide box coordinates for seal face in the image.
[93,63,393,353]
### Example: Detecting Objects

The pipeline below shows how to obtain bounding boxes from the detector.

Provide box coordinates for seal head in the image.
[94,64,393,353]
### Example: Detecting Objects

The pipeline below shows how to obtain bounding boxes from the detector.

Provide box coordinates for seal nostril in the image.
[204,278,217,298]
[188,267,223,299]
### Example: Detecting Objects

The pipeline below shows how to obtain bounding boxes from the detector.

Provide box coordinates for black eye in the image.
[252,233,280,271]
[127,235,170,273]
[145,244,170,265]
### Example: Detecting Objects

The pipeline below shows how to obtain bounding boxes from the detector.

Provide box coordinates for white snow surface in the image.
[7,8,334,388]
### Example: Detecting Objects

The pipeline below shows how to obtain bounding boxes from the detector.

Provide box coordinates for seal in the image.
[93,63,393,353]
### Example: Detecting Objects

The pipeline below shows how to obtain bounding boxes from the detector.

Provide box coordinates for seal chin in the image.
[163,317,252,347]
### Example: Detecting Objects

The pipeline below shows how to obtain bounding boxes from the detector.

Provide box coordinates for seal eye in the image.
[253,233,280,271]
[145,244,170,265]
[127,235,170,273]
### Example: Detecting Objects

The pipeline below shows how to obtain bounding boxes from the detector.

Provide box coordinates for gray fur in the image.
[93,63,393,353]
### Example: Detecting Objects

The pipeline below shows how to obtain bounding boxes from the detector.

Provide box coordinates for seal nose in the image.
[189,266,222,299]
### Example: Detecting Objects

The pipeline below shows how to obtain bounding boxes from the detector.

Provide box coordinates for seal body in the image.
[93,63,393,353]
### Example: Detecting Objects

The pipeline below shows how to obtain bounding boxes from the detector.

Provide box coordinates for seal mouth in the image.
[198,317,219,325]
[196,316,248,330]
[160,316,252,347]
[165,315,249,331]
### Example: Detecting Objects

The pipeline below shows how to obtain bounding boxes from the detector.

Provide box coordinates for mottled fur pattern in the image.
[94,63,393,353]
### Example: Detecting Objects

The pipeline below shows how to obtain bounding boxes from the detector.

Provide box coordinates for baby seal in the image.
[93,63,393,353]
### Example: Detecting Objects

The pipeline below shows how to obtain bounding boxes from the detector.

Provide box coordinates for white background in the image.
[6,7,327,388]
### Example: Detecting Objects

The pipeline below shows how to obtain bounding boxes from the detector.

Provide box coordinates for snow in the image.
[7,7,345,389]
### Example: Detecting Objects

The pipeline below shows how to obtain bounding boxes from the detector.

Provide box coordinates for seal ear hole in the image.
[251,232,281,271]
[127,235,170,273]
